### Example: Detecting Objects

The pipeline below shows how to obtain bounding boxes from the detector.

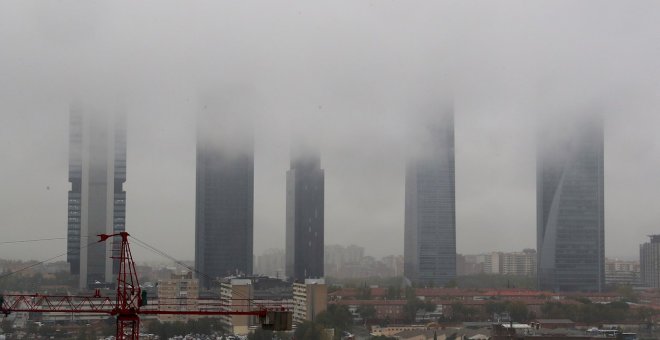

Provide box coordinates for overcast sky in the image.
[1,1,659,264]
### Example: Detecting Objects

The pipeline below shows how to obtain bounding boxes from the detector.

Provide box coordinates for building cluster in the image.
[457,249,537,276]
[65,100,658,303]
[324,245,404,278]
[150,274,325,336]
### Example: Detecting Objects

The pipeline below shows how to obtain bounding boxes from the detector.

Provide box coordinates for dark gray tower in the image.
[537,114,604,292]
[404,109,456,286]
[67,103,126,289]
[285,145,325,281]
[195,105,254,288]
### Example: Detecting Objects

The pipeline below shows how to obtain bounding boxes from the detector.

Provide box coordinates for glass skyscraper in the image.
[285,145,324,281]
[195,105,254,288]
[404,110,456,286]
[537,114,604,292]
[67,103,126,289]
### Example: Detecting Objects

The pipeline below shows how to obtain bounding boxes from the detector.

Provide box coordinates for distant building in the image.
[457,250,536,277]
[285,144,325,281]
[157,272,199,323]
[67,103,126,289]
[640,235,660,288]
[537,114,605,292]
[292,278,327,324]
[404,108,456,286]
[255,249,285,278]
[605,258,640,286]
[500,249,537,276]
[195,103,254,288]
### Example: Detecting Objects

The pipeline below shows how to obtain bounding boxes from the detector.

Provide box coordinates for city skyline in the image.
[2,2,660,265]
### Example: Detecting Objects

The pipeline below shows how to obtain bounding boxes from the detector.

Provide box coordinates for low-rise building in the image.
[293,278,327,324]
[157,272,199,323]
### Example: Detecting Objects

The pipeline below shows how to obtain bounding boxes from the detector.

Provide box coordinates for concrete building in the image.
[67,103,126,289]
[285,144,325,281]
[500,249,537,276]
[404,109,456,286]
[292,278,327,324]
[537,114,605,292]
[605,258,640,286]
[195,103,254,288]
[255,249,285,278]
[640,235,660,288]
[157,272,199,323]
[220,278,253,335]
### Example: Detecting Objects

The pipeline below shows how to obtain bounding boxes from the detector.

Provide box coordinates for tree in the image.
[506,302,528,322]
[294,321,324,340]
[357,305,377,322]
[315,304,353,336]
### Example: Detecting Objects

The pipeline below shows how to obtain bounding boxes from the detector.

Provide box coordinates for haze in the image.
[1,1,659,264]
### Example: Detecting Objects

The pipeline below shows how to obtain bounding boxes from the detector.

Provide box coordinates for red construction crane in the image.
[0,232,292,339]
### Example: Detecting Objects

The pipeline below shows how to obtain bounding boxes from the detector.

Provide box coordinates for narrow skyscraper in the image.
[286,144,324,281]
[537,114,604,292]
[404,109,456,286]
[67,103,127,289]
[195,104,254,288]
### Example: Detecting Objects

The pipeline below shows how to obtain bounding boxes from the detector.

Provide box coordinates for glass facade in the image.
[404,111,456,286]
[195,109,254,289]
[67,104,126,288]
[285,150,324,281]
[537,115,604,292]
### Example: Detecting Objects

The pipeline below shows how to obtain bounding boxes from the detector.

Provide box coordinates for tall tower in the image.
[195,103,254,289]
[537,114,604,292]
[404,108,456,286]
[67,103,127,289]
[285,144,325,281]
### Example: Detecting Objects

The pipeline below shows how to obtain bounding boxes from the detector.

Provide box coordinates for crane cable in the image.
[0,237,102,281]
[129,235,262,304]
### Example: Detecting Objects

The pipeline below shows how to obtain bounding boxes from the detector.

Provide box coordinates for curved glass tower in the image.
[537,115,604,292]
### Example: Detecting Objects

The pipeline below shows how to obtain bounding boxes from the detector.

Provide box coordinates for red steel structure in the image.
[1,232,291,339]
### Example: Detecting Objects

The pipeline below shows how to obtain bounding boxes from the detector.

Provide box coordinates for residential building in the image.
[220,278,253,335]
[255,249,285,278]
[404,108,456,286]
[157,272,199,323]
[67,103,126,289]
[292,278,327,324]
[537,114,605,292]
[605,258,640,286]
[195,103,254,288]
[500,249,537,276]
[640,235,660,288]
[285,144,324,281]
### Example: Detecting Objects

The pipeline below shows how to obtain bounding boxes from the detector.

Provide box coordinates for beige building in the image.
[293,278,327,324]
[220,278,254,335]
[157,272,199,323]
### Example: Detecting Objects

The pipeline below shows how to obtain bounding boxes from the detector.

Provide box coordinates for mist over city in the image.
[2,1,659,263]
[2,1,660,339]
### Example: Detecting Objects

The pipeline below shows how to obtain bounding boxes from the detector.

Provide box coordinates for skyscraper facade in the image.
[537,115,604,292]
[640,235,660,288]
[195,106,254,288]
[286,146,324,281]
[404,110,456,286]
[67,103,126,289]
